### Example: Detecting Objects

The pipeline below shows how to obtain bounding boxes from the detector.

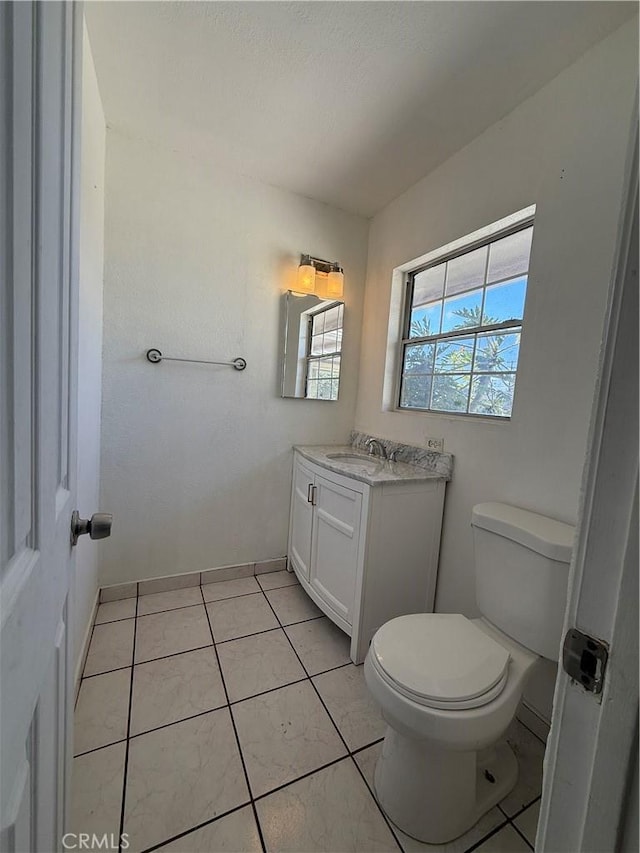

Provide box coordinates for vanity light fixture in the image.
[296,254,344,299]
[297,255,317,293]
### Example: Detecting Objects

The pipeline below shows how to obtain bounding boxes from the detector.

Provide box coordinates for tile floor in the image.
[72,570,545,853]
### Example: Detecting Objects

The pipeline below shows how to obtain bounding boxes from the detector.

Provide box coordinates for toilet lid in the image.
[371,614,510,705]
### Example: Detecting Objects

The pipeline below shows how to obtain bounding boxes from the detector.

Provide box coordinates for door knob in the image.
[71,511,113,547]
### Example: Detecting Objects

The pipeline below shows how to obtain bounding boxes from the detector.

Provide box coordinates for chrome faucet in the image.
[365,438,387,459]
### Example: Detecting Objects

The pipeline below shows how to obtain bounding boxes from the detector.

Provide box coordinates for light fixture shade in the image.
[297,255,316,294]
[327,265,344,298]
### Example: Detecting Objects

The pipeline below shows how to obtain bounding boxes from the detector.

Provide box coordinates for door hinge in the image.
[562,628,608,694]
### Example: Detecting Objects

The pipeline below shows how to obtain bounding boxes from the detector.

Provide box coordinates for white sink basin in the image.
[326,453,382,472]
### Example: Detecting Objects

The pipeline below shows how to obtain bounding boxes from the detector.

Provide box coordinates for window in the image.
[305,301,343,400]
[398,221,533,418]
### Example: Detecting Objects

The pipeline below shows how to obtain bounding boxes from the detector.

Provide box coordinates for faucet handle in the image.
[364,438,388,459]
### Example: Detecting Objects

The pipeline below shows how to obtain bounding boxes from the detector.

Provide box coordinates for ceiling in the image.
[85,1,635,217]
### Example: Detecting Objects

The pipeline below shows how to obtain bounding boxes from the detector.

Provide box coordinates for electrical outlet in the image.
[425,436,444,452]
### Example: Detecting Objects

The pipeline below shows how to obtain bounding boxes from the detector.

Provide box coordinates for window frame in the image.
[396,217,534,419]
[304,300,343,401]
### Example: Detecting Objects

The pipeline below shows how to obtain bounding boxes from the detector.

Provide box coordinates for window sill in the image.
[391,406,512,425]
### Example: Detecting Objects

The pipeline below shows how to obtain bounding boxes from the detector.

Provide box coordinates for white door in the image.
[538,130,638,850]
[1,3,82,851]
[310,473,362,626]
[288,457,315,581]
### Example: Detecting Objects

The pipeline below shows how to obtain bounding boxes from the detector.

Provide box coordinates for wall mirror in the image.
[281,290,344,400]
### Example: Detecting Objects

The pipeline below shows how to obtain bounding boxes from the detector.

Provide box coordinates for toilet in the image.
[364,502,575,844]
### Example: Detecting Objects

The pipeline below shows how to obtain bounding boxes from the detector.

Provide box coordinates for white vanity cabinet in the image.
[287,448,447,664]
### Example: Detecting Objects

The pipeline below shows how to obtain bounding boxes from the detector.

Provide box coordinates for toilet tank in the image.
[472,503,575,661]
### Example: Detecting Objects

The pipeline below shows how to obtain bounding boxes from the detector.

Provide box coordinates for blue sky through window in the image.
[401,222,533,416]
[483,277,527,324]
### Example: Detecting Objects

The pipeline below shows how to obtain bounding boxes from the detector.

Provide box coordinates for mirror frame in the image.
[280,290,344,400]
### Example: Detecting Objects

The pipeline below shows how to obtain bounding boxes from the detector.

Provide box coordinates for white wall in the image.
[621,733,639,852]
[354,21,638,720]
[99,132,369,586]
[74,21,105,672]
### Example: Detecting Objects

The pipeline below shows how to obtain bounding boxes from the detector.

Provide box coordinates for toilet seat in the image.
[370,614,511,711]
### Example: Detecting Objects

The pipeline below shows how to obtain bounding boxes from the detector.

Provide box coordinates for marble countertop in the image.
[294,444,451,486]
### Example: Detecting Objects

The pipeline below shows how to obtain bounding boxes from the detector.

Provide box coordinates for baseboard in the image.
[74,587,99,702]
[100,557,290,599]
[517,700,551,744]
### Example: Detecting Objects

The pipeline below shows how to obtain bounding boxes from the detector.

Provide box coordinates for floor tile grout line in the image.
[261,590,326,627]
[258,589,375,757]
[208,614,325,645]
[265,612,326,628]
[350,752,409,852]
[116,584,393,851]
[132,643,214,668]
[228,584,346,848]
[99,575,305,618]
[464,817,513,853]
[75,619,97,710]
[247,732,390,805]
[79,664,133,682]
[350,736,385,755]
[136,731,519,850]
[98,595,137,606]
[139,799,254,853]
[348,751,404,851]
[128,704,229,741]
[258,586,403,850]
[214,624,287,646]
[251,754,348,803]
[80,642,211,679]
[125,705,385,847]
[198,584,269,853]
[212,625,283,645]
[259,590,367,756]
[75,590,113,699]
[79,613,338,678]
[255,581,300,593]
[118,590,139,853]
[265,596,403,850]
[201,588,266,604]
[216,626,351,676]
[79,600,335,684]
[79,689,385,762]
[94,615,137,626]
[259,589,327,681]
[77,587,544,853]
[76,703,386,765]
[499,793,541,821]
[82,615,137,678]
[515,714,548,746]
[81,663,131,679]
[137,601,204,618]
[79,590,542,851]
[509,817,536,850]
[73,737,128,759]
[305,660,353,678]
[227,676,308,707]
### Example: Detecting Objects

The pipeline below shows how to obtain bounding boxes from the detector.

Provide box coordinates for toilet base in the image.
[373,727,518,844]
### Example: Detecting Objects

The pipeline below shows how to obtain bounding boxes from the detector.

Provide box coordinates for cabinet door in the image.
[311,474,362,625]
[289,457,315,581]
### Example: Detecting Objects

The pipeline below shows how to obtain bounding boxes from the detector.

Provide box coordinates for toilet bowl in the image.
[364,502,575,844]
[364,615,537,843]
